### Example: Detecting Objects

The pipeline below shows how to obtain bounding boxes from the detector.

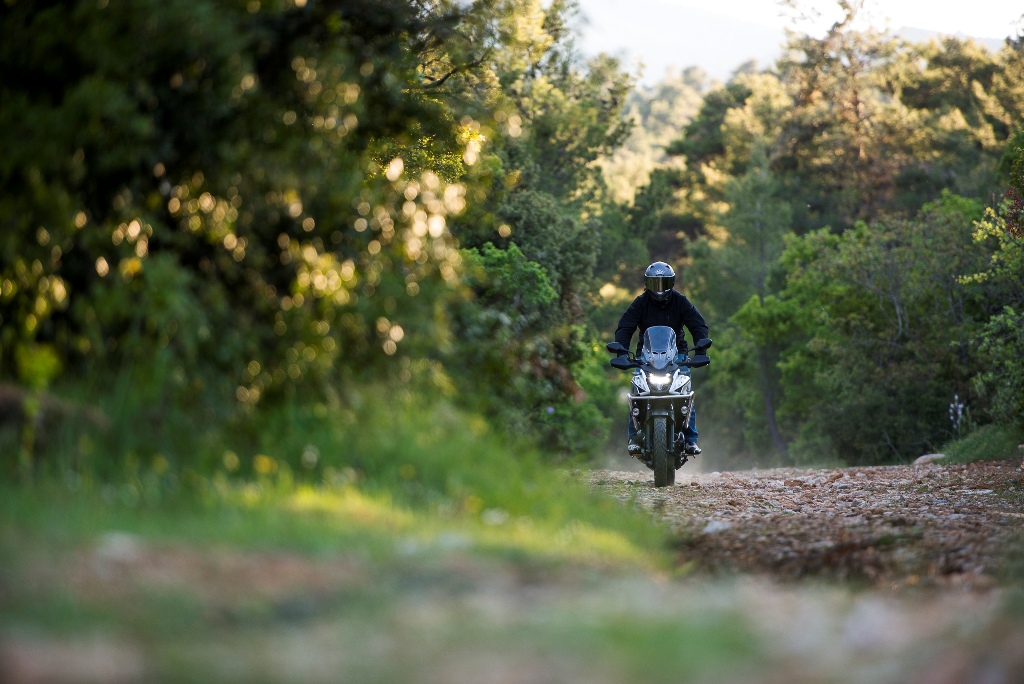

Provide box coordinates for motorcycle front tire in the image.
[652,416,674,487]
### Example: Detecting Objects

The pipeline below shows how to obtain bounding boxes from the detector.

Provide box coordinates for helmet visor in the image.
[645,274,675,294]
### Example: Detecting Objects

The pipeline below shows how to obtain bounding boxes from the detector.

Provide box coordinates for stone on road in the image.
[591,460,1024,588]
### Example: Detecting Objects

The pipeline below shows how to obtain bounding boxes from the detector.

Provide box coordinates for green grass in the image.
[4,376,668,557]
[0,381,772,682]
[0,461,754,683]
[942,423,1024,464]
[0,385,669,614]
[0,462,664,570]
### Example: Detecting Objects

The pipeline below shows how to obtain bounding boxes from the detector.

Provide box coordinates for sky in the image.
[576,0,1024,85]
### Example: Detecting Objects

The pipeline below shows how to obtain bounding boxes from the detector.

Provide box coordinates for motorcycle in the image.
[607,327,711,487]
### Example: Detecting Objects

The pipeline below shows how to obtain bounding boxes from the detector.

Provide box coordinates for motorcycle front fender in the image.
[629,394,690,429]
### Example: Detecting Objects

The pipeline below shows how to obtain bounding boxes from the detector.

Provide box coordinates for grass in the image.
[942,423,1024,464]
[0,467,664,571]
[0,377,785,682]
[0,445,758,683]
[1,387,707,680]
[3,376,668,557]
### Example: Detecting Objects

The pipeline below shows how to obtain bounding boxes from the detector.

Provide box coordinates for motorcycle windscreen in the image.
[641,326,676,370]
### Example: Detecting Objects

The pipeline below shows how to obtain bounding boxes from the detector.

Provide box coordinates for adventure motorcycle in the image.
[607,327,712,487]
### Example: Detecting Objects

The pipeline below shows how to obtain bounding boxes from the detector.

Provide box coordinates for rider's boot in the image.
[684,442,701,455]
[627,433,642,456]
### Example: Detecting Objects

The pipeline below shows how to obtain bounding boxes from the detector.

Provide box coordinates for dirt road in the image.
[591,459,1024,588]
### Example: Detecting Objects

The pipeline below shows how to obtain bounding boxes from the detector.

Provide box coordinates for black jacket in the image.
[614,291,709,354]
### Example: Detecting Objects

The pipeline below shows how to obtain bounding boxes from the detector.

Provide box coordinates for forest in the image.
[1,0,1024,679]
[2,0,1021,473]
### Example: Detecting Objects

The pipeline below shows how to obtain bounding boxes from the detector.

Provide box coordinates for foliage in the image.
[0,0,646,463]
[451,242,607,455]
[433,0,653,454]
[942,424,1024,464]
[5,0,1021,474]
[493,190,597,297]
[0,0,480,403]
[1000,124,1024,236]
[972,305,1024,427]
[681,149,793,460]
[594,167,681,287]
[666,11,1024,235]
[601,68,707,204]
[3,376,661,552]
[742,194,992,464]
[965,132,1024,429]
[640,2,1024,466]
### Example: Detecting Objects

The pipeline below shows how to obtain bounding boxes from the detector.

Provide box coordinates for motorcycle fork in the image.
[645,405,674,451]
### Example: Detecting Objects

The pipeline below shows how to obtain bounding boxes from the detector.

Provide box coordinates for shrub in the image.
[942,424,1024,464]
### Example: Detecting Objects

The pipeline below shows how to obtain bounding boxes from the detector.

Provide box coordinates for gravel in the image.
[591,460,1024,587]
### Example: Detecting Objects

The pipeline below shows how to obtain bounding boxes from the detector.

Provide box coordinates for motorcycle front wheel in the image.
[652,416,674,487]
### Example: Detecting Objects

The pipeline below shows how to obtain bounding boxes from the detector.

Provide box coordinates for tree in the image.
[967,125,1024,428]
[685,147,793,457]
[600,67,707,204]
[737,194,991,464]
[0,0,531,412]
[646,3,1024,464]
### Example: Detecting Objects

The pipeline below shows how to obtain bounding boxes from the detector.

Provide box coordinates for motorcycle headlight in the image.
[648,373,671,390]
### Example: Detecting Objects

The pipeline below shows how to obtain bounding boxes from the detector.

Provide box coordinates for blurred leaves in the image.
[0,0,645,469]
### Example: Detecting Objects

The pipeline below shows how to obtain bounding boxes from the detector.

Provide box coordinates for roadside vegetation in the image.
[606,4,1024,468]
[942,424,1024,464]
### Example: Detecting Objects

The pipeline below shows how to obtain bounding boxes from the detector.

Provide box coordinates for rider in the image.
[614,261,709,457]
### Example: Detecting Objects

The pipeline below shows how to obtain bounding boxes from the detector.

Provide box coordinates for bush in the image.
[942,424,1024,464]
[973,306,1024,428]
[2,372,663,558]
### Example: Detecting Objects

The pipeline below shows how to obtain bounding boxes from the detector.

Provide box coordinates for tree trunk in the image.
[758,349,788,455]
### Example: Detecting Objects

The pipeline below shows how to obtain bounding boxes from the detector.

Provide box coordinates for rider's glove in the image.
[674,352,687,364]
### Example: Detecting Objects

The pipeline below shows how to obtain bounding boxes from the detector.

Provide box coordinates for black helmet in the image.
[644,262,675,302]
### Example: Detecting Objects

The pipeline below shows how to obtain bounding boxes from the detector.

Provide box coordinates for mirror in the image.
[685,354,710,368]
[606,341,627,354]
[694,338,713,352]
[610,356,635,370]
